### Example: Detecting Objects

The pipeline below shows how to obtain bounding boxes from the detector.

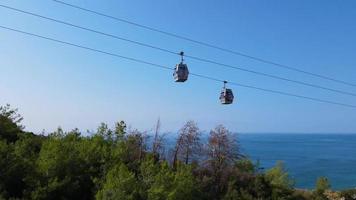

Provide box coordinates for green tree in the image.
[33,129,92,199]
[77,134,113,197]
[167,164,201,200]
[0,140,26,198]
[145,161,201,200]
[97,122,113,140]
[265,161,294,199]
[235,159,256,174]
[147,162,174,200]
[111,130,147,173]
[313,177,331,200]
[223,181,240,200]
[13,133,44,198]
[0,105,45,199]
[0,104,24,143]
[140,155,161,198]
[96,164,140,200]
[114,121,127,140]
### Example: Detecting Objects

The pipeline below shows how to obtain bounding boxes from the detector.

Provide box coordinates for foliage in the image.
[313,177,331,200]
[323,190,343,200]
[96,164,140,200]
[339,189,356,200]
[0,104,24,143]
[0,104,353,200]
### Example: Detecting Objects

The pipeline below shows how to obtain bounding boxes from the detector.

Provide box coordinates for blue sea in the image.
[238,133,356,190]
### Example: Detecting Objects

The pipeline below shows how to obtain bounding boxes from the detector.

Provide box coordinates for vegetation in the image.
[0,104,355,200]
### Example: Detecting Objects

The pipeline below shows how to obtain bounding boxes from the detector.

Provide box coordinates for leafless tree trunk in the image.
[172,135,182,169]
[152,118,165,161]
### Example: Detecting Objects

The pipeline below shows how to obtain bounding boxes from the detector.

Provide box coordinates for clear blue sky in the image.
[1,0,355,133]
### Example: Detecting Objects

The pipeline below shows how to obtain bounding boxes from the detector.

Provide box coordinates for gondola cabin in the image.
[173,63,189,82]
[220,81,234,104]
[173,51,189,82]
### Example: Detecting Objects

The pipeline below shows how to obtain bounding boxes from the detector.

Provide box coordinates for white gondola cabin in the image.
[220,81,234,104]
[173,51,189,82]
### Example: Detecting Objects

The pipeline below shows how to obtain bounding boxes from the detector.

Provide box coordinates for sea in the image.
[238,133,356,190]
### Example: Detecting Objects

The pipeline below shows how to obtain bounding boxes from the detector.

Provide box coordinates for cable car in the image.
[220,81,234,104]
[173,51,189,82]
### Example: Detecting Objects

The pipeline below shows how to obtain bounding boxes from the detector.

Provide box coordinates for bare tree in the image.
[172,132,183,169]
[205,124,242,197]
[172,120,202,168]
[152,118,165,161]
[206,124,241,170]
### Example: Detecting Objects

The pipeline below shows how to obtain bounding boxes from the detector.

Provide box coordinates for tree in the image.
[0,104,23,128]
[114,121,127,141]
[33,129,94,200]
[96,164,140,200]
[0,140,26,198]
[207,125,241,171]
[167,164,201,200]
[13,133,44,198]
[97,123,113,140]
[204,125,242,199]
[147,162,175,200]
[140,155,161,199]
[313,177,331,200]
[172,121,202,168]
[77,134,113,197]
[265,161,294,199]
[235,159,256,174]
[0,104,24,143]
[0,104,39,199]
[111,129,148,174]
[152,118,165,161]
[47,127,67,139]
[223,181,241,200]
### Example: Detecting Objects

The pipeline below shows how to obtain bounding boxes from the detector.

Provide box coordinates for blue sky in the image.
[1,0,356,133]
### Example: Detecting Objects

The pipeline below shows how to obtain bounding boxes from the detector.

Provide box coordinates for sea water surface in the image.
[238,133,356,190]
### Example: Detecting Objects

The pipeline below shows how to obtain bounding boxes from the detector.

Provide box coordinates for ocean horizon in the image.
[163,132,356,190]
[238,133,356,190]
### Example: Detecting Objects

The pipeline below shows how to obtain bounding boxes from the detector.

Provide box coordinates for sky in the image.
[0,0,356,134]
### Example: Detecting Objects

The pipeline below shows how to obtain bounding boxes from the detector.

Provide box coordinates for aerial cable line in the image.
[51,0,356,87]
[1,5,356,97]
[1,25,355,108]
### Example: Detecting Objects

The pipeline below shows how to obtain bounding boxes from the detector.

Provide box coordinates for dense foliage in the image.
[0,105,355,200]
